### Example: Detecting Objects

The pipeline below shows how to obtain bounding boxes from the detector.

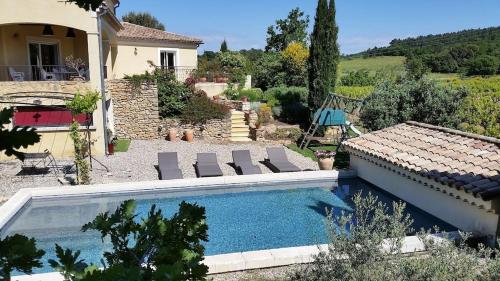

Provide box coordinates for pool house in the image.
[345,121,500,242]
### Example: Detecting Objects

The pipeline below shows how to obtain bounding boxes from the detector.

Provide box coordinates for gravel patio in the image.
[0,140,318,202]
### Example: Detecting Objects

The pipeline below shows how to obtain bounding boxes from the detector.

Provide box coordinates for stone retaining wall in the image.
[107,79,160,140]
[160,117,231,141]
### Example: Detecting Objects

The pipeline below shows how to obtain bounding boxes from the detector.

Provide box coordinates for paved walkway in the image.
[0,140,318,201]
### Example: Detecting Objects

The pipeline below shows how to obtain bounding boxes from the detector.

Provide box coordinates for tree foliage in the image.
[0,234,45,281]
[220,39,229,53]
[122,12,165,31]
[253,52,286,90]
[360,77,466,131]
[50,200,209,281]
[0,108,41,161]
[265,8,310,52]
[359,27,500,76]
[282,42,309,87]
[308,0,340,111]
[65,0,103,11]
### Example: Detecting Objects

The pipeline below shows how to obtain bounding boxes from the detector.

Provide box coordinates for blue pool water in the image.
[5,179,456,274]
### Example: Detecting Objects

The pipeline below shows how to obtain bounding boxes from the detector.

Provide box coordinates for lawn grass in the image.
[339,56,405,75]
[114,139,131,152]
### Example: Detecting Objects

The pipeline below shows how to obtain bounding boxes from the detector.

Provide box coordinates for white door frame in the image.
[158,48,180,68]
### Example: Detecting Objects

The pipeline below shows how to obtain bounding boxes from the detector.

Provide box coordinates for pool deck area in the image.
[0,140,319,202]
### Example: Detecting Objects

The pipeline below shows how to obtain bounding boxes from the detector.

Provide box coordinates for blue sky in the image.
[117,0,500,54]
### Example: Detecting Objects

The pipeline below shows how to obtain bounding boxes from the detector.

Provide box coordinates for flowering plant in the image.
[314,150,336,159]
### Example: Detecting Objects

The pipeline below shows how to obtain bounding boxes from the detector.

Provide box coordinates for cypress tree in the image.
[220,39,229,53]
[307,0,339,112]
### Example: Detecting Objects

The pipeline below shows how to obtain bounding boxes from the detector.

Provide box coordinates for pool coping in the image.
[1,170,355,231]
[12,233,457,281]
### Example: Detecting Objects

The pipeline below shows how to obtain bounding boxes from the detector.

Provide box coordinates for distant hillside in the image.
[354,27,500,75]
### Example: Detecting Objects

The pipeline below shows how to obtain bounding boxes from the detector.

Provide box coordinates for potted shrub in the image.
[314,150,336,170]
[184,129,194,142]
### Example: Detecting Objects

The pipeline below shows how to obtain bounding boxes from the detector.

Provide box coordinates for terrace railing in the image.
[155,66,196,82]
[0,65,89,82]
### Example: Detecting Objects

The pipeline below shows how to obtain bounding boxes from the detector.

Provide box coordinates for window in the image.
[160,50,176,70]
[13,106,90,127]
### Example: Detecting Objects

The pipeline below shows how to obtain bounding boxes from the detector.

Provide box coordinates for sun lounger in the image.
[195,153,223,177]
[264,147,301,173]
[232,150,262,175]
[158,152,183,180]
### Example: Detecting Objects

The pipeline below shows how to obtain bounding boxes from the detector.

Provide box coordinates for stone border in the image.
[12,233,458,281]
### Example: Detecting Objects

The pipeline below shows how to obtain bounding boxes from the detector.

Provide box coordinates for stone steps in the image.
[230,110,251,142]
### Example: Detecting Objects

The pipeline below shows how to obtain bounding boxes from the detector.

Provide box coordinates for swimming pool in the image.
[1,175,456,274]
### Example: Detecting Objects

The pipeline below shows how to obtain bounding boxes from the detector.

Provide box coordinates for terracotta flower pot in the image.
[318,158,334,170]
[241,96,248,102]
[168,128,178,142]
[198,77,207,83]
[184,129,194,143]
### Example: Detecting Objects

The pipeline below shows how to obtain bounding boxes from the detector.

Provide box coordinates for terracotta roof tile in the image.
[344,122,500,201]
[117,22,203,44]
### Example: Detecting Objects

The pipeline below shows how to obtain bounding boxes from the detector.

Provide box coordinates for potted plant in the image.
[184,129,194,143]
[241,96,249,102]
[314,150,336,170]
[108,137,118,155]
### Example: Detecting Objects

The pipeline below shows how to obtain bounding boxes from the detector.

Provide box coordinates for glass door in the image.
[160,50,175,70]
[29,42,59,80]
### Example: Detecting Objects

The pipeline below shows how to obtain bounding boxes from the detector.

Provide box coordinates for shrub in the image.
[258,104,273,125]
[264,87,308,105]
[265,127,303,141]
[360,77,466,131]
[466,55,499,76]
[181,95,230,125]
[339,69,378,86]
[290,192,500,281]
[224,88,264,102]
[335,86,374,99]
[264,87,309,123]
[238,88,264,102]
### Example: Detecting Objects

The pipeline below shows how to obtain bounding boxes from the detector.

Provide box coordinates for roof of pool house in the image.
[344,121,500,201]
[117,22,203,45]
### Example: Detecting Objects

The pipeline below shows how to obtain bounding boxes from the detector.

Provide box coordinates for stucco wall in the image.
[0,0,97,33]
[349,153,500,241]
[107,79,160,139]
[110,41,198,79]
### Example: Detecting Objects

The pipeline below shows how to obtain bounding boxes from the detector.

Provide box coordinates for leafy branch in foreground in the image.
[0,234,45,281]
[0,108,41,161]
[50,200,209,281]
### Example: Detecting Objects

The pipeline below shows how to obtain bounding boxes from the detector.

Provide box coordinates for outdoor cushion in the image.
[265,147,301,173]
[196,153,223,177]
[158,152,183,180]
[232,150,262,175]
